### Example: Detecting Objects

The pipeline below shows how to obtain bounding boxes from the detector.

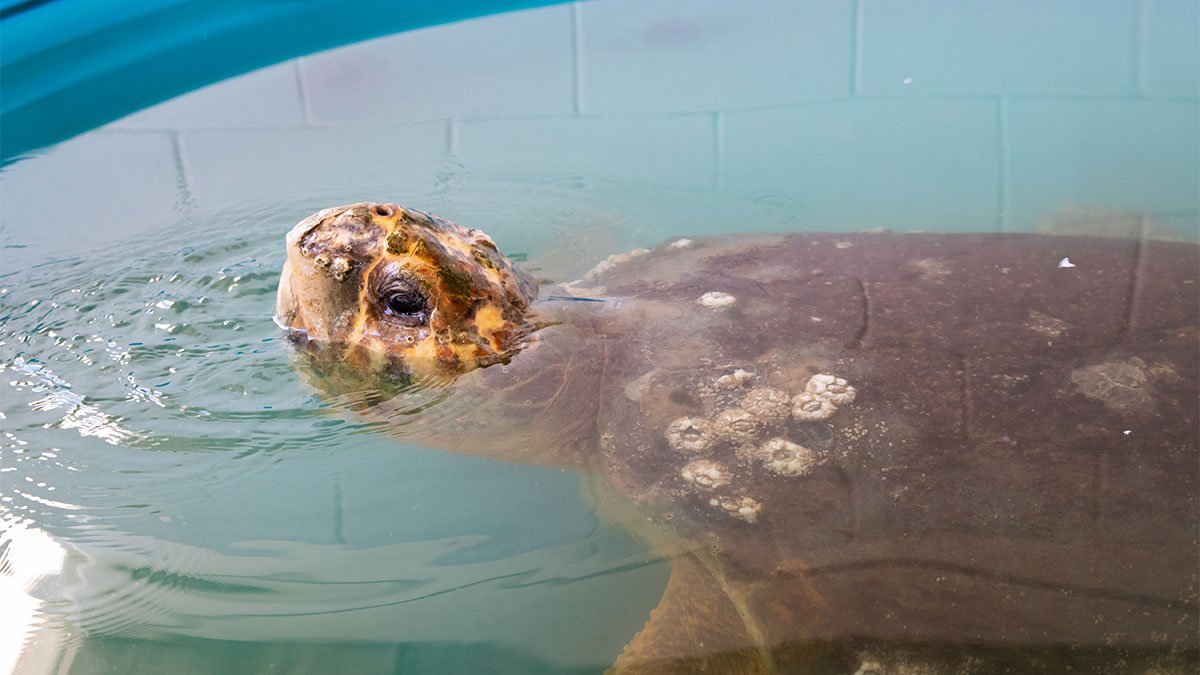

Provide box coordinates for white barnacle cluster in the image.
[740,387,791,425]
[708,495,763,524]
[791,373,856,421]
[581,248,651,284]
[716,368,755,389]
[680,459,730,490]
[807,373,857,405]
[665,416,714,453]
[711,407,758,444]
[697,291,736,308]
[755,437,820,477]
[693,387,791,446]
[791,392,837,421]
[313,251,352,282]
[663,369,857,524]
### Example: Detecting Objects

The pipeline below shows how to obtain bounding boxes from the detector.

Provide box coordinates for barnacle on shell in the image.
[680,460,731,490]
[584,248,651,281]
[329,256,351,281]
[806,373,856,406]
[313,252,352,281]
[792,391,838,421]
[666,417,714,453]
[716,369,755,389]
[712,407,758,444]
[740,387,791,425]
[792,373,856,422]
[757,438,820,477]
[708,495,763,523]
[697,291,736,308]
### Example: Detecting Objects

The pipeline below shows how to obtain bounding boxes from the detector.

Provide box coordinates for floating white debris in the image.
[670,238,695,249]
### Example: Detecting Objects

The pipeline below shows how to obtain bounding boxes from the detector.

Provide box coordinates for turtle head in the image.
[276,202,538,382]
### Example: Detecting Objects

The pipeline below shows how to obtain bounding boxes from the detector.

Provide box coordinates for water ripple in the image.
[0,195,667,663]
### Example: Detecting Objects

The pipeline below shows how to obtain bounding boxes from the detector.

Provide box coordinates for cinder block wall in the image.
[5,0,1197,260]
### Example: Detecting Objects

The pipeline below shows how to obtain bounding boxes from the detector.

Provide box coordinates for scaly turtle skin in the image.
[277,203,1199,673]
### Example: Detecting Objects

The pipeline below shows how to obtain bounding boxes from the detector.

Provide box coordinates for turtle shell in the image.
[278,204,1199,671]
[573,232,1198,670]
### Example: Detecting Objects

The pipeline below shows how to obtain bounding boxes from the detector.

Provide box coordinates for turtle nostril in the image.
[372,204,395,218]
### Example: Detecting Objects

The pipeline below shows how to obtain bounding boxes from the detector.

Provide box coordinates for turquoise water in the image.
[0,206,669,673]
[1,1,1198,674]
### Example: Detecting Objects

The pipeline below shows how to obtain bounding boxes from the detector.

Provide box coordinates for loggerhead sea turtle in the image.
[276,202,1199,673]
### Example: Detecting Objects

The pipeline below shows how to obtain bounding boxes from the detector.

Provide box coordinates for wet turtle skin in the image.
[277,204,1199,674]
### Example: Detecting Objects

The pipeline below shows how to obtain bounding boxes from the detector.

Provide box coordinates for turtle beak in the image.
[276,205,383,342]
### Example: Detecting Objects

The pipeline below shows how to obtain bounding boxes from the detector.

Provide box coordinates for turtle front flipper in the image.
[611,553,854,674]
[611,552,769,674]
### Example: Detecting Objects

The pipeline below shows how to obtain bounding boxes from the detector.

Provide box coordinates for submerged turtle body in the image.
[277,204,1199,673]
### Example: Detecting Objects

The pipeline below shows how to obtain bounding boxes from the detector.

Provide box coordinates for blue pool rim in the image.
[0,0,564,165]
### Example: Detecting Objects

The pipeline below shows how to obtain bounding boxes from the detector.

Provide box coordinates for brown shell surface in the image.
[576,232,1199,659]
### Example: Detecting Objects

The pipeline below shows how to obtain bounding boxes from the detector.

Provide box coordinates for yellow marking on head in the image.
[450,341,483,364]
[440,235,476,257]
[406,336,442,377]
[473,303,506,339]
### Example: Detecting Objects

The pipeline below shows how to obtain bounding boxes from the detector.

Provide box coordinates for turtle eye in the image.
[370,263,429,326]
[384,289,426,319]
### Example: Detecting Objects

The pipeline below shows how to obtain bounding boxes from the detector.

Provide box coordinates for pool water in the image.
[0,202,674,673]
[1,1,1197,674]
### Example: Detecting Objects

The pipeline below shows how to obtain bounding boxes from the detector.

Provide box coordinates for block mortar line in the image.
[1123,214,1151,336]
[1133,0,1146,97]
[294,58,314,126]
[1001,92,1200,103]
[446,120,459,155]
[168,130,195,212]
[571,1,584,115]
[997,97,1011,232]
[712,111,725,192]
[713,93,1006,118]
[851,0,864,94]
[98,123,320,133]
[333,474,346,545]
